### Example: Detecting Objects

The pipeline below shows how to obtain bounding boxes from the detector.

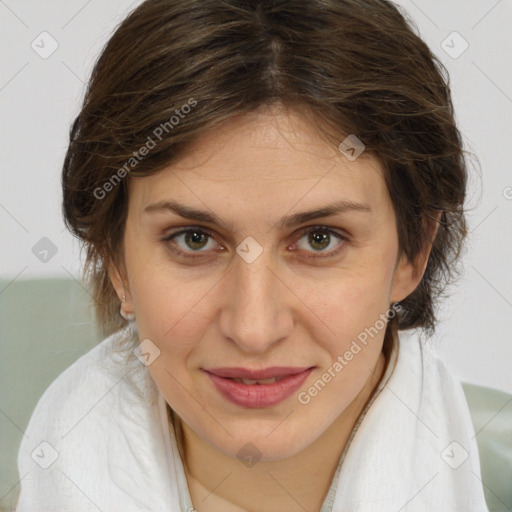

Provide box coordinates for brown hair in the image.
[62,0,470,339]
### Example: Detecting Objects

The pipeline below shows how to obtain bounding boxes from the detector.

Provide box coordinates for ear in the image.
[107,260,134,316]
[391,211,442,303]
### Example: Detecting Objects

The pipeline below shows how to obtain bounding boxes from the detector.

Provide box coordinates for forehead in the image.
[129,109,388,214]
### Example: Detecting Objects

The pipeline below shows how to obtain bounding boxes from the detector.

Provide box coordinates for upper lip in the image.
[203,367,313,379]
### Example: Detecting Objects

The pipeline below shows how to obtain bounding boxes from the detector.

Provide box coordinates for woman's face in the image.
[114,109,421,461]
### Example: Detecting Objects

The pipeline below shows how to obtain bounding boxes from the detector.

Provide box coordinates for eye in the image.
[162,225,348,260]
[290,226,348,258]
[162,227,222,258]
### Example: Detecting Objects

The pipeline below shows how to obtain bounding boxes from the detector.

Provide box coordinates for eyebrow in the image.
[143,199,372,230]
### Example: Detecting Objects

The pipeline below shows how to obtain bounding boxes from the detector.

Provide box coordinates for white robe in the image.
[15,325,489,511]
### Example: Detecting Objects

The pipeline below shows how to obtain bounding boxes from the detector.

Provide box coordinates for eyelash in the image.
[161,225,349,260]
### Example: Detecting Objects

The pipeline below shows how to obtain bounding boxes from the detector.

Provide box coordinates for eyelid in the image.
[161,225,349,259]
[289,225,349,259]
[161,226,221,259]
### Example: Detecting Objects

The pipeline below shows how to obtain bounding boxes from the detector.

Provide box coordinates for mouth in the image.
[204,366,312,380]
[202,366,315,408]
[228,376,285,384]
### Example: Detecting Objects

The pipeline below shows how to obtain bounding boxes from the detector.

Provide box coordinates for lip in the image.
[204,366,311,380]
[203,367,314,408]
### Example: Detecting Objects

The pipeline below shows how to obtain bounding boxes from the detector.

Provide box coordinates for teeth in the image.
[255,377,277,384]
[232,377,278,384]
[241,378,259,385]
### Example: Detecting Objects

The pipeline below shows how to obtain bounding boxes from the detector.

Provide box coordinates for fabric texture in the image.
[15,324,488,511]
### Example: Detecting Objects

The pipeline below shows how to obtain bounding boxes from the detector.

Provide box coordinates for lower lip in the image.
[205,368,314,408]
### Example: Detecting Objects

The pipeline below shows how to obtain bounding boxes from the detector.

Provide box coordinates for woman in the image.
[15,0,489,510]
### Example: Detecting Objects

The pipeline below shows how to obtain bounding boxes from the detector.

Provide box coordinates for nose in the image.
[218,250,294,354]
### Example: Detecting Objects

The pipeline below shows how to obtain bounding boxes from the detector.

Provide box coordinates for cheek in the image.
[123,229,205,340]
[300,275,393,419]
[128,236,396,353]
[130,272,212,413]
[304,261,395,345]
[132,272,212,352]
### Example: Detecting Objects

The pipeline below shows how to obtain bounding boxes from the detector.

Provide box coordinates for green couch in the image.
[0,279,511,511]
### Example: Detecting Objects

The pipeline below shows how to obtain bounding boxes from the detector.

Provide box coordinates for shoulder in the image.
[335,329,488,510]
[17,327,153,464]
[395,328,456,384]
[393,328,479,447]
[15,327,175,510]
[29,328,136,418]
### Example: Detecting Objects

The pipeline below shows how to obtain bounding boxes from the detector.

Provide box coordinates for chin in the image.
[213,425,314,462]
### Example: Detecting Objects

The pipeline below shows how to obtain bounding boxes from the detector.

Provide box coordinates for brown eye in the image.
[307,230,331,251]
[183,230,210,250]
[162,227,220,257]
[292,226,348,258]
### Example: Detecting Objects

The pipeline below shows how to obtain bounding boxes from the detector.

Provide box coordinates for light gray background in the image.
[1,0,511,394]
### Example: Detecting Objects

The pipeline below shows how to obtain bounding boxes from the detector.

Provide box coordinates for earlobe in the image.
[107,261,135,317]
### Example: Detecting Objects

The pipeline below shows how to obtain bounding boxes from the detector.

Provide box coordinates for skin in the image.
[110,107,436,512]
